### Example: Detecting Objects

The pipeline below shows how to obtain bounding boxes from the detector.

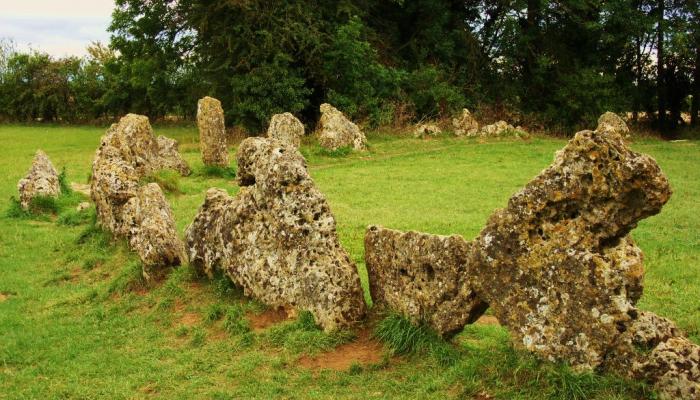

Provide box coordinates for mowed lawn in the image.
[0,124,698,399]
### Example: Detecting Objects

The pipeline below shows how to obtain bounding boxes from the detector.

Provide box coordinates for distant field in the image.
[0,124,697,399]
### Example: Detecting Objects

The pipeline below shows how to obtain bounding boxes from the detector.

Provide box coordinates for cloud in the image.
[0,0,114,57]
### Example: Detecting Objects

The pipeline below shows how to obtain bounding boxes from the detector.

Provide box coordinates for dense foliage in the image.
[0,1,698,135]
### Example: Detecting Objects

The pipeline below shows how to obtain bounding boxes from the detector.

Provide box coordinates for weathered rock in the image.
[365,226,487,336]
[91,114,188,278]
[639,337,700,399]
[413,123,442,138]
[186,137,366,331]
[17,150,61,209]
[468,127,671,370]
[597,112,630,138]
[122,183,187,280]
[479,120,517,137]
[452,108,479,137]
[605,311,699,399]
[156,135,191,176]
[267,112,305,148]
[317,103,367,151]
[197,96,229,167]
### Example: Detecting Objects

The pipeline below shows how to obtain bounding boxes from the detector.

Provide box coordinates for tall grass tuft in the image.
[374,313,459,365]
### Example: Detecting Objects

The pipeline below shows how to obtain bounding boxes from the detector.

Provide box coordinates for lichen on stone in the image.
[17,150,61,209]
[317,103,367,151]
[197,96,229,167]
[267,112,305,148]
[186,137,366,331]
[365,226,487,336]
[452,108,479,137]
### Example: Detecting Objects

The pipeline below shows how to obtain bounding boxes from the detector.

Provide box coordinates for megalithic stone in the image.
[468,128,671,370]
[197,96,229,167]
[186,137,366,331]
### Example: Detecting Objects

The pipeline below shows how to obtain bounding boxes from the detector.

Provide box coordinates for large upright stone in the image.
[317,103,367,151]
[365,226,487,336]
[197,96,229,167]
[122,183,187,281]
[468,127,672,370]
[452,108,479,137]
[186,137,366,331]
[267,112,305,148]
[91,114,188,279]
[17,150,61,209]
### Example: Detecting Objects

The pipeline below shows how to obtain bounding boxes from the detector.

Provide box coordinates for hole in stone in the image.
[399,268,408,277]
[422,264,435,281]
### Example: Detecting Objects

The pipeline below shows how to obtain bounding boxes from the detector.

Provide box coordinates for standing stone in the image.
[479,120,515,137]
[317,103,367,151]
[468,127,671,370]
[122,183,187,281]
[267,112,305,148]
[597,112,630,138]
[91,114,188,279]
[17,150,61,209]
[156,135,191,176]
[186,137,366,331]
[365,226,487,336]
[197,96,229,167]
[452,108,479,137]
[413,123,442,138]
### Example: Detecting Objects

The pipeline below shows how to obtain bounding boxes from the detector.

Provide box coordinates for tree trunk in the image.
[657,0,667,130]
[692,43,700,126]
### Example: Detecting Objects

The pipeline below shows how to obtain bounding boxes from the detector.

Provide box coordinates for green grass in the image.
[0,124,697,399]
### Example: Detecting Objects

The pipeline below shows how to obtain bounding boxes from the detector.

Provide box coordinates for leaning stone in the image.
[365,226,487,336]
[468,127,671,370]
[17,150,61,209]
[122,183,187,281]
[452,108,479,137]
[91,114,188,278]
[413,123,442,138]
[186,137,366,331]
[317,103,367,151]
[267,112,305,148]
[156,135,191,176]
[597,112,630,138]
[197,96,229,167]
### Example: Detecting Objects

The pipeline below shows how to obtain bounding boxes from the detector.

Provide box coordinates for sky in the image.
[0,0,116,57]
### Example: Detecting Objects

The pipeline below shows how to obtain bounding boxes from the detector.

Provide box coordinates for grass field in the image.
[0,124,698,399]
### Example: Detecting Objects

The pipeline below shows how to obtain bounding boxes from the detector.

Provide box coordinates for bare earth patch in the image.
[0,293,9,302]
[297,330,384,371]
[475,315,500,326]
[248,307,291,331]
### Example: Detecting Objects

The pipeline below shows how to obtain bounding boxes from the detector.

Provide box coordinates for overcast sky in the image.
[0,0,116,57]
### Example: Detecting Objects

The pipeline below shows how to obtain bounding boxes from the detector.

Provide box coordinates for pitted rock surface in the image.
[17,150,61,209]
[122,183,187,281]
[479,120,522,137]
[156,135,191,176]
[605,311,699,399]
[91,114,188,277]
[197,96,229,167]
[317,103,367,151]
[186,137,366,331]
[452,108,479,137]
[365,226,487,336]
[468,127,671,370]
[597,112,630,138]
[413,123,442,138]
[267,112,305,148]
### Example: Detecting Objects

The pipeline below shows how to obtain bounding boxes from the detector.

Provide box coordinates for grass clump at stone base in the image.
[374,313,460,366]
[314,145,353,158]
[198,165,236,179]
[263,310,355,355]
[142,169,183,194]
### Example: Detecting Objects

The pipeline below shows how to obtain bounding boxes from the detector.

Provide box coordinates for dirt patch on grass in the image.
[0,293,10,302]
[475,315,500,326]
[297,329,384,371]
[248,307,291,331]
[179,312,200,327]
